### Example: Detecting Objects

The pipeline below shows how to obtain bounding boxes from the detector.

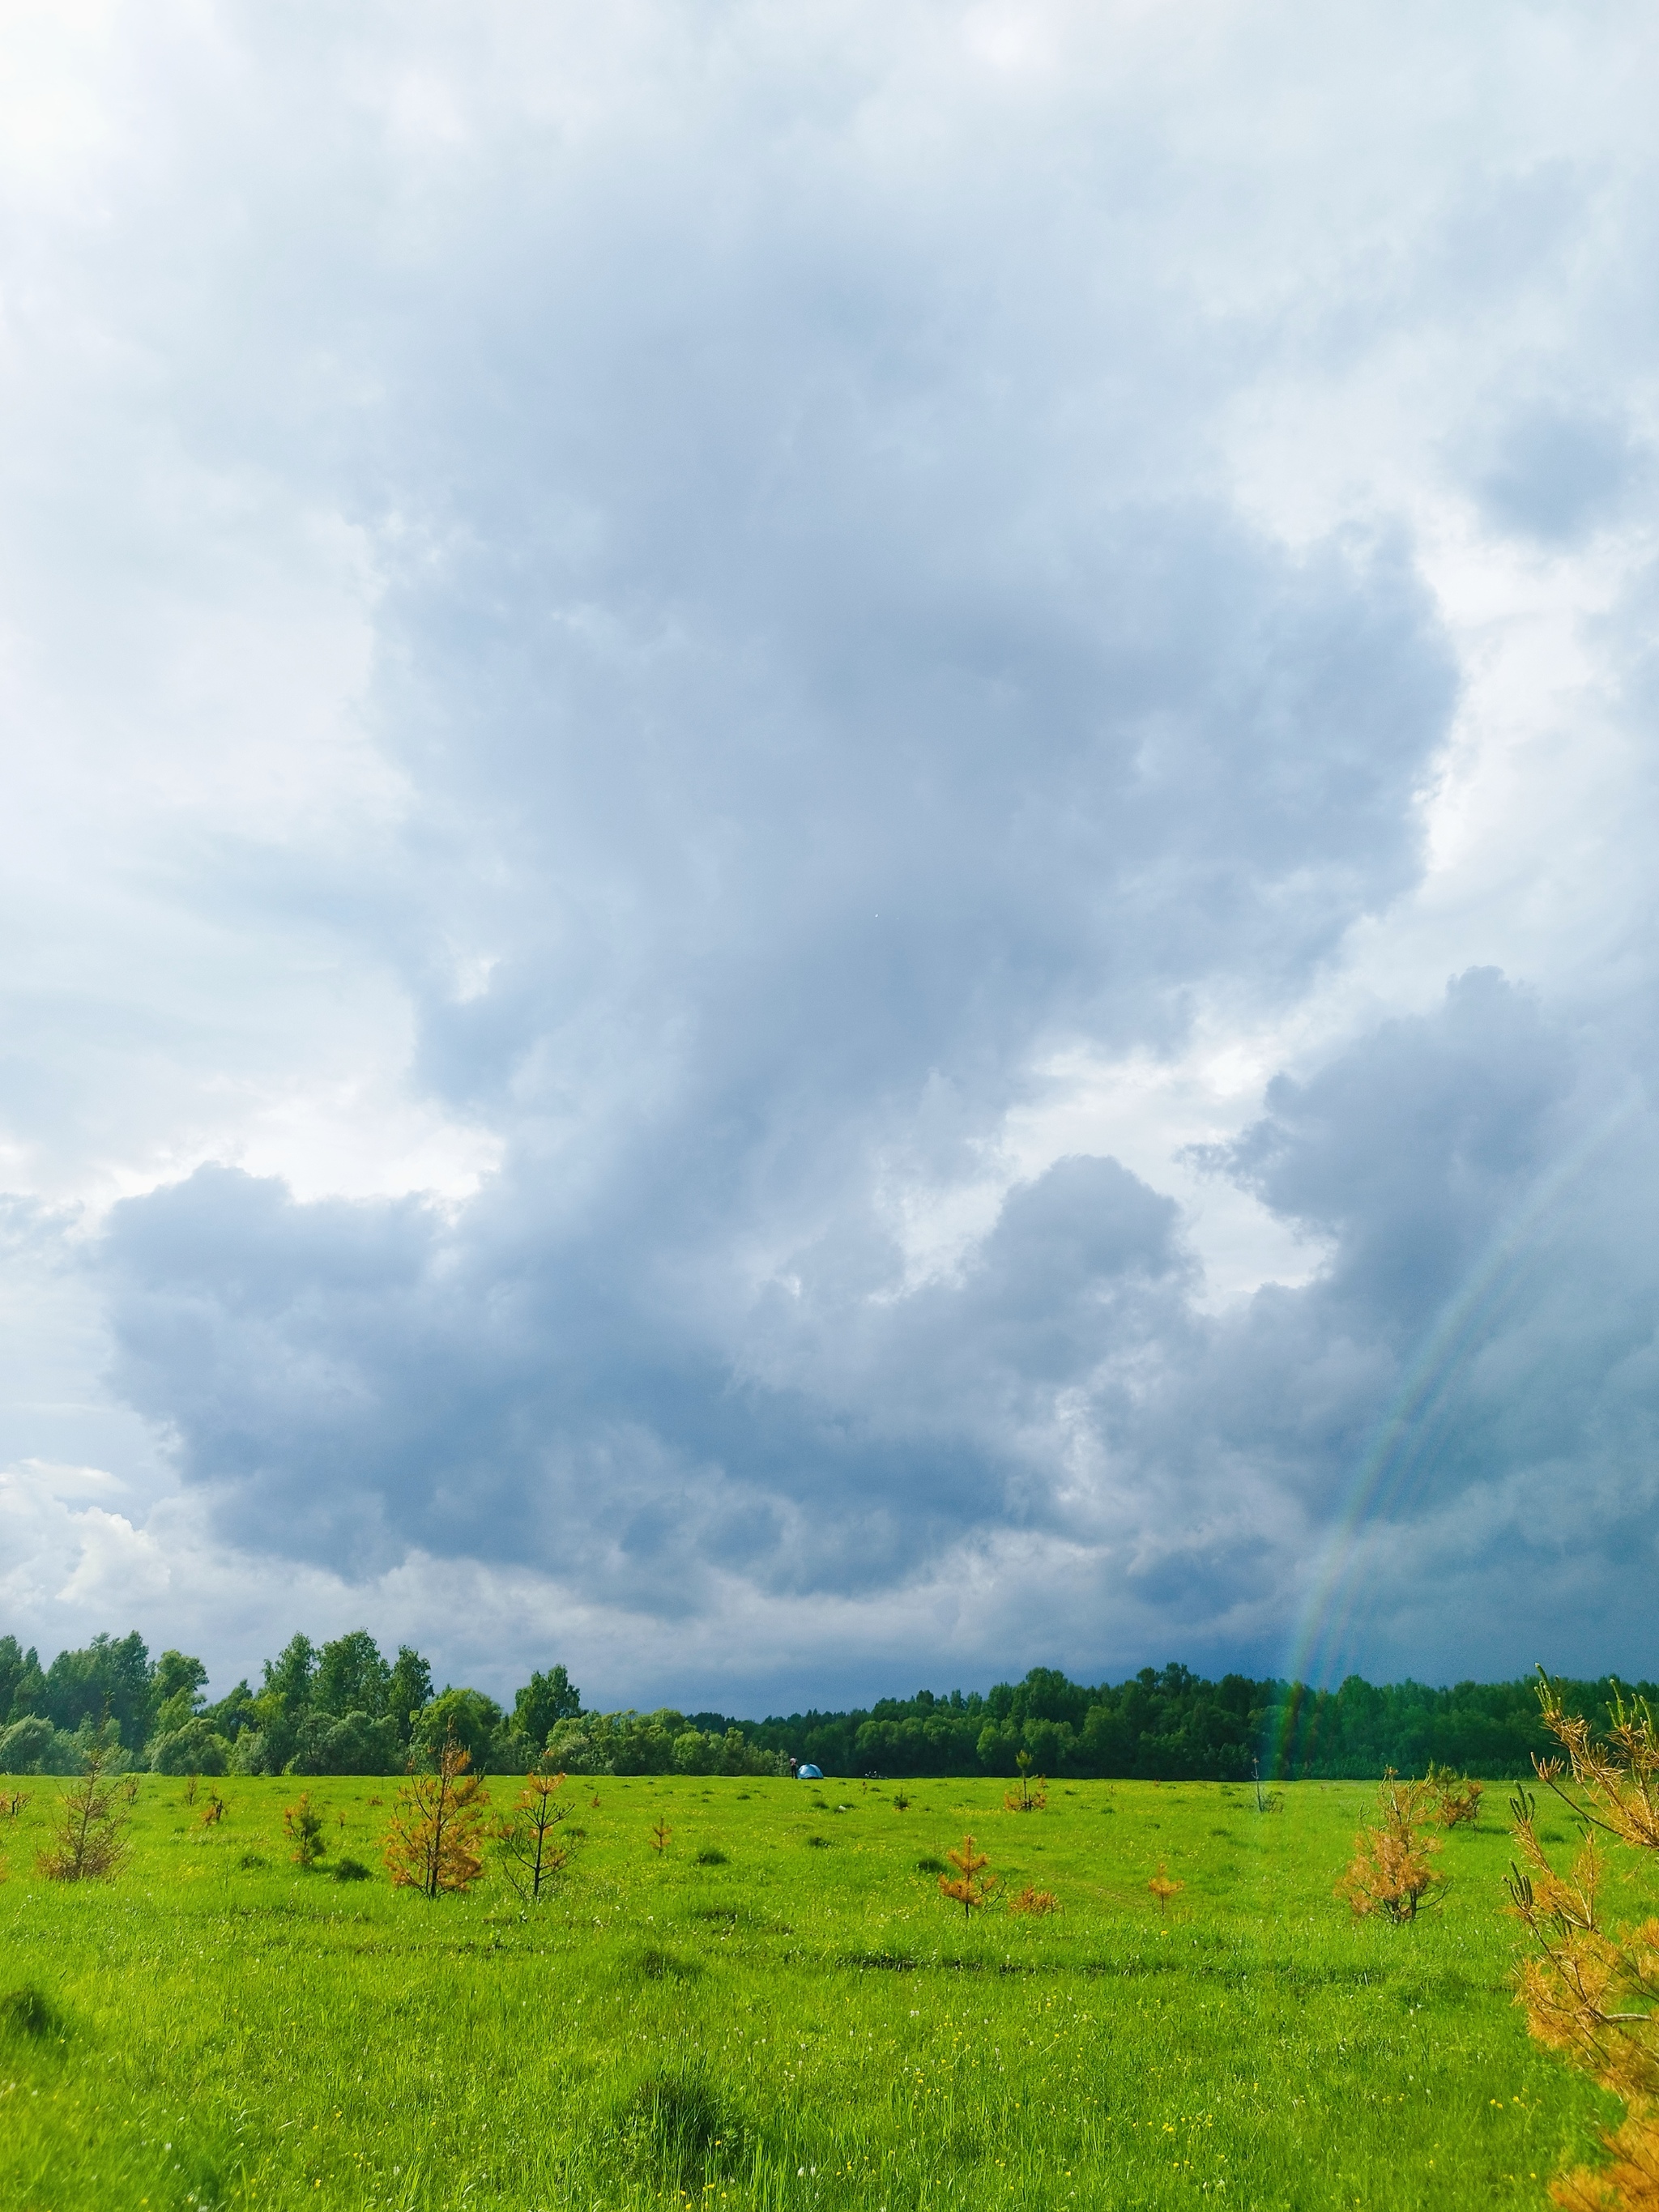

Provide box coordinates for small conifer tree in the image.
[1508,1674,1659,2210]
[1008,1885,1061,1915]
[1337,1771,1447,1923]
[383,1736,489,1898]
[938,1834,996,1920]
[650,1818,672,1855]
[1147,1865,1184,1916]
[1003,1750,1047,1813]
[496,1767,574,1903]
[36,1738,130,1882]
[1426,1762,1483,1829]
[284,1792,326,1867]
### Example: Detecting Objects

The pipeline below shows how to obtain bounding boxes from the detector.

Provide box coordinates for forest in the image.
[0,1628,1650,1780]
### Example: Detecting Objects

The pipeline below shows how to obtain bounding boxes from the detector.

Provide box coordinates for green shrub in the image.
[148,1719,230,1777]
[0,1715,58,1775]
[616,2068,741,2189]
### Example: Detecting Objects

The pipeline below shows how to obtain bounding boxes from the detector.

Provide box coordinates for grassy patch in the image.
[0,1771,1641,2207]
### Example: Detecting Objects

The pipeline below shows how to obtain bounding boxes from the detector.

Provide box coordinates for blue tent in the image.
[797,1762,823,1780]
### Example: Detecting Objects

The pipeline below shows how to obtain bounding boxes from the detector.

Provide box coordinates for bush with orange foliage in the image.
[383,1735,490,1898]
[1007,1884,1060,1915]
[1336,1771,1448,1924]
[1508,1673,1659,2211]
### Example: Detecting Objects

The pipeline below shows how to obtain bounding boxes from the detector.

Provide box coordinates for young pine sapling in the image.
[383,1737,490,1898]
[1508,1673,1659,2212]
[1336,1771,1448,1924]
[1426,1762,1483,1829]
[37,1738,131,1883]
[284,1792,326,1868]
[938,1835,997,1920]
[1147,1865,1184,1917]
[1003,1750,1047,1814]
[496,1767,575,1903]
[1008,1885,1061,1915]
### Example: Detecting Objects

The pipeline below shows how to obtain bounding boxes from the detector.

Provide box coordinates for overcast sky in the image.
[2,2,1658,1709]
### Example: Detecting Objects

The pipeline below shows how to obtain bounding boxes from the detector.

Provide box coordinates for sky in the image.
[2,0,1658,1711]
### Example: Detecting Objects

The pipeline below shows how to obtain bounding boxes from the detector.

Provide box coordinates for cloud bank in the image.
[2,2,1658,1702]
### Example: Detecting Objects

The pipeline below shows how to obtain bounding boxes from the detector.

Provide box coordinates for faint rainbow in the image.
[1268,1089,1640,1773]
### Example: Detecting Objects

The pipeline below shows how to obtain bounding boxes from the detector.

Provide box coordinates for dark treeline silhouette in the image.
[0,1631,1649,1779]
[739,1664,1657,1782]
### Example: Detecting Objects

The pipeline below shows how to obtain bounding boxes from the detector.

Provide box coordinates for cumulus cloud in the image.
[3,4,1659,1698]
[96,970,1659,1693]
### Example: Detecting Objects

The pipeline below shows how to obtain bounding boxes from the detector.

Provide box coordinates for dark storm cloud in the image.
[1172,974,1659,1673]
[108,958,1659,1688]
[97,487,1460,1622]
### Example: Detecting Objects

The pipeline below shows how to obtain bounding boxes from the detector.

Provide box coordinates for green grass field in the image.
[0,1771,1640,2210]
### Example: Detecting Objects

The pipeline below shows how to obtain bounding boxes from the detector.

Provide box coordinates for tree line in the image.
[0,1631,1650,1779]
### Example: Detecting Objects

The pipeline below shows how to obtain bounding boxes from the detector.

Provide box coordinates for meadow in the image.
[0,1770,1638,2210]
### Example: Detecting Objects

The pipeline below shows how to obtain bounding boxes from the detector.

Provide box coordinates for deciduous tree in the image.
[409,1687,503,1775]
[313,1630,391,1720]
[383,1646,433,1750]
[511,1665,582,1751]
